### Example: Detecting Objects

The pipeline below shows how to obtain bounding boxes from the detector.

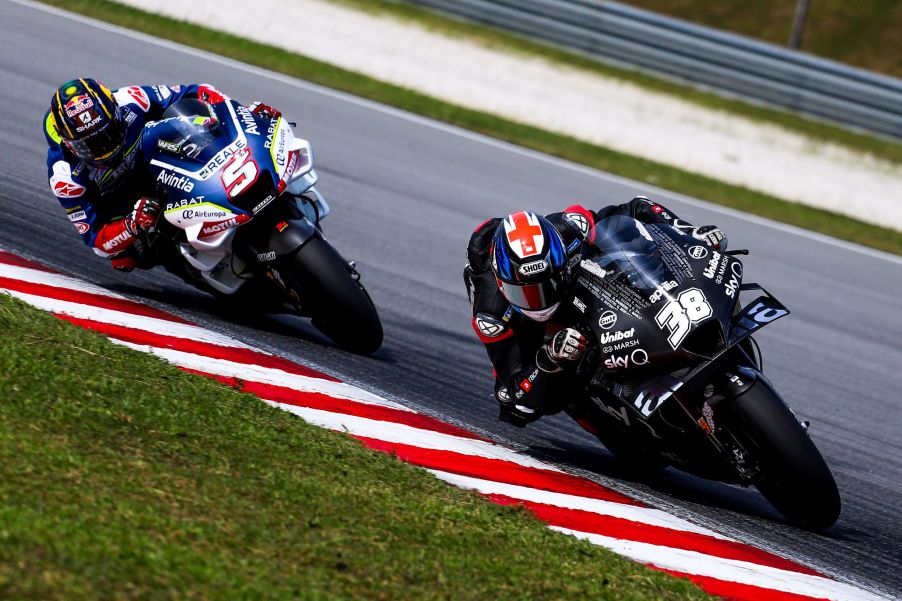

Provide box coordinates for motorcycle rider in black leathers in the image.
[463,197,726,427]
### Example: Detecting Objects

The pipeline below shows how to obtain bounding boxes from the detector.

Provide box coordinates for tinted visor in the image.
[65,116,125,163]
[499,278,560,312]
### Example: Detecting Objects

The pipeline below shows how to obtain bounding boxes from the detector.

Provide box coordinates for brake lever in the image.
[725,249,749,256]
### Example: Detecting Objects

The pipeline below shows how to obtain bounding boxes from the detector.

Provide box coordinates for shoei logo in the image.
[518,259,548,276]
[598,310,617,330]
[503,211,544,259]
[688,245,708,259]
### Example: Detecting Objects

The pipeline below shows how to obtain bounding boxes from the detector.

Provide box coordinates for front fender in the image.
[266,218,317,257]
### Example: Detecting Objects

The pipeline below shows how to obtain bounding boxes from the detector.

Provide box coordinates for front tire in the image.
[720,379,840,531]
[281,236,383,355]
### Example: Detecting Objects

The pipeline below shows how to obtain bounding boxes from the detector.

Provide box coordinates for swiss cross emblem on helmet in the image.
[503,211,545,258]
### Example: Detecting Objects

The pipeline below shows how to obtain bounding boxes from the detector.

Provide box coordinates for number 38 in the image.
[654,288,712,349]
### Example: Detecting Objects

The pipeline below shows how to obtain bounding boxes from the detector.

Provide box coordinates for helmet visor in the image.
[65,115,125,163]
[499,278,559,312]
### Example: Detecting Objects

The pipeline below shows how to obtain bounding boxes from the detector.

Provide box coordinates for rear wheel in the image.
[720,380,840,530]
[281,236,383,355]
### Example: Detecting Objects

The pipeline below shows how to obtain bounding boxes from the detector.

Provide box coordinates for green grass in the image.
[36,0,902,256]
[626,0,902,78]
[0,294,713,599]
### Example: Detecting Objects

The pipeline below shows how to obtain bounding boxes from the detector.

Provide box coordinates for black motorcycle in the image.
[564,215,840,531]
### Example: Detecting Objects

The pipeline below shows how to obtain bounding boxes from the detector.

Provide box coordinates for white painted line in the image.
[1,289,251,349]
[553,527,890,601]
[13,0,902,266]
[429,469,726,539]
[109,340,408,410]
[263,400,557,471]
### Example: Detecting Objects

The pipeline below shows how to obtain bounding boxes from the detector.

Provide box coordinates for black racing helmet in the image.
[491,211,568,322]
[49,78,124,165]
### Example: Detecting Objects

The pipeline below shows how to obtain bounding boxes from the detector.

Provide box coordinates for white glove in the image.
[692,225,727,250]
[546,328,588,363]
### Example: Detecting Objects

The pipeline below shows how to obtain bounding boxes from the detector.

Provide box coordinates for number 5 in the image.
[221,148,259,198]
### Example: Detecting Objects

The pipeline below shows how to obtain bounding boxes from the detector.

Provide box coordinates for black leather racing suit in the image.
[463,197,698,425]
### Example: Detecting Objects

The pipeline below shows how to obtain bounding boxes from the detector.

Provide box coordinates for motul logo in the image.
[599,328,634,344]
[199,215,249,238]
[101,229,132,252]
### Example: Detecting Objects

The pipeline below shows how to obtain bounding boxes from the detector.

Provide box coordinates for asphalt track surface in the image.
[3,1,901,597]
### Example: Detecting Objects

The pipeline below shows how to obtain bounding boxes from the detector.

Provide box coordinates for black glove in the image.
[692,225,727,250]
[124,197,161,236]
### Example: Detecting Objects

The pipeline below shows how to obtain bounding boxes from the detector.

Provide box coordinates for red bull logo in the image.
[65,94,94,117]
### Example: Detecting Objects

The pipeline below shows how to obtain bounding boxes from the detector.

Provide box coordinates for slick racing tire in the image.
[283,236,383,355]
[721,380,841,531]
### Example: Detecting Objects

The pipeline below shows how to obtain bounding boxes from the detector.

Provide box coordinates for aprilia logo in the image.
[649,280,678,303]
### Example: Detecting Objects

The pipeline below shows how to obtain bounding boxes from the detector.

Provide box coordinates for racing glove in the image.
[545,328,588,364]
[124,197,161,236]
[249,101,281,119]
[692,225,727,250]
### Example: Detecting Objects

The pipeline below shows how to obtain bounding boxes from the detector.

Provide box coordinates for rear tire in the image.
[720,380,840,530]
[281,236,383,355]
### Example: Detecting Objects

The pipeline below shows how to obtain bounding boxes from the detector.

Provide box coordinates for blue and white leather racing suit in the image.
[43,83,226,268]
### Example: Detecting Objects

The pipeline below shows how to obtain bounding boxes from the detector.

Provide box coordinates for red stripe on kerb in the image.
[56,316,338,381]
[356,438,643,506]
[244,380,487,441]
[175,368,485,441]
[489,495,821,577]
[0,250,59,273]
[0,276,192,324]
[658,569,832,601]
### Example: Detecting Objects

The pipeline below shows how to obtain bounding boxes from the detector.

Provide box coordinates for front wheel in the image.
[720,380,840,530]
[280,236,383,355]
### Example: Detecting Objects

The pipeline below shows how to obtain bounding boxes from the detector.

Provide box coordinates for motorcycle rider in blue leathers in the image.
[44,78,281,272]
[464,198,727,427]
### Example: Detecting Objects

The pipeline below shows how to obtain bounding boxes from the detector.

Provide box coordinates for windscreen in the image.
[157,98,225,162]
[156,116,220,161]
[586,215,676,293]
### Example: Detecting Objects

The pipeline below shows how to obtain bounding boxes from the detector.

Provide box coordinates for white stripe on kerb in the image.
[0,262,129,298]
[1,289,251,349]
[429,470,725,539]
[553,528,889,601]
[263,400,557,471]
[110,340,407,410]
